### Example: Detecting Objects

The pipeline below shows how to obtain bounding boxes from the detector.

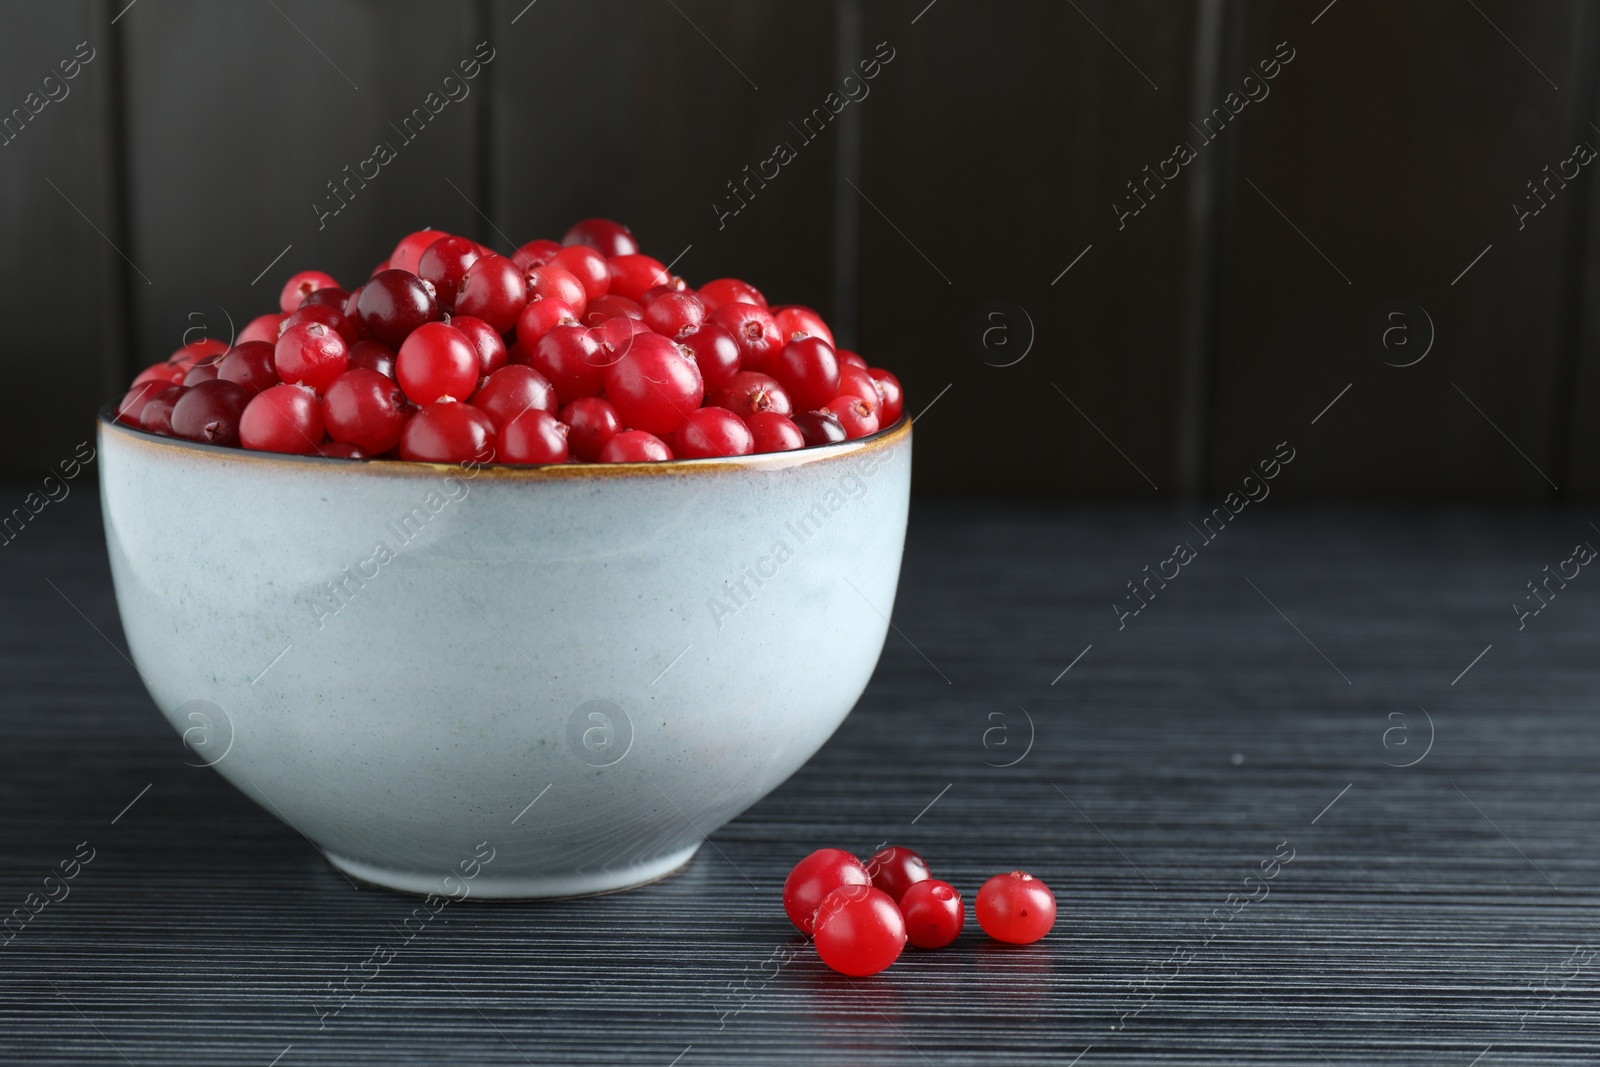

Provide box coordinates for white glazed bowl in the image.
[98,411,910,898]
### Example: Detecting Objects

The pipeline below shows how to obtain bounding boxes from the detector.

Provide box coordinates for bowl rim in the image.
[97,403,910,479]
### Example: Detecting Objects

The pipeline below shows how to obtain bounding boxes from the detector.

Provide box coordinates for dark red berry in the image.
[389,228,450,275]
[116,381,169,426]
[598,429,672,463]
[864,846,930,903]
[530,324,607,404]
[171,379,252,447]
[792,409,847,447]
[357,269,440,349]
[301,286,350,310]
[182,355,222,386]
[417,235,483,313]
[240,383,324,454]
[398,400,496,464]
[455,254,527,334]
[283,302,362,346]
[900,880,964,950]
[449,315,509,378]
[216,342,281,397]
[770,336,841,412]
[138,385,186,435]
[499,409,569,464]
[709,371,792,419]
[604,333,704,436]
[347,340,397,379]
[868,368,903,424]
[316,440,369,459]
[563,217,639,257]
[132,362,185,388]
[559,397,623,461]
[677,323,741,391]
[323,369,410,454]
[582,294,643,326]
[671,406,754,458]
[745,411,804,453]
[512,238,563,272]
[473,365,557,429]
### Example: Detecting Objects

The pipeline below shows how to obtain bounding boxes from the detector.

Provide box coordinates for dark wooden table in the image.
[3,489,1598,1065]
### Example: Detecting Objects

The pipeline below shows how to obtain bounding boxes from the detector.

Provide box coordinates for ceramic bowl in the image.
[97,410,911,898]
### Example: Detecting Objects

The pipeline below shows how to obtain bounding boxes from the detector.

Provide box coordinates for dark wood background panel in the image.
[487,0,844,328]
[121,0,484,369]
[1208,0,1591,499]
[0,0,125,474]
[856,0,1205,496]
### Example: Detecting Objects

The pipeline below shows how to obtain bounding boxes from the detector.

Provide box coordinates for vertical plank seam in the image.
[832,0,865,350]
[100,0,140,391]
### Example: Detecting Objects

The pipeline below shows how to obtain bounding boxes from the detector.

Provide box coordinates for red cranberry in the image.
[559,397,623,461]
[606,254,668,303]
[975,871,1056,945]
[697,277,766,312]
[549,244,611,301]
[515,297,579,348]
[389,228,450,275]
[771,304,834,348]
[604,333,704,436]
[642,291,705,340]
[783,849,871,935]
[640,277,690,303]
[525,264,588,322]
[342,285,365,320]
[417,236,483,313]
[455,255,527,335]
[671,407,753,459]
[238,313,287,345]
[169,337,230,368]
[283,302,362,346]
[357,270,440,349]
[709,371,792,418]
[837,348,868,370]
[598,429,672,463]
[240,383,324,454]
[594,314,651,361]
[530,324,607,404]
[317,440,368,459]
[512,238,563,272]
[837,363,879,405]
[563,217,639,257]
[827,393,881,439]
[138,385,186,435]
[116,381,169,425]
[745,411,804,453]
[792,409,847,447]
[498,408,569,464]
[275,321,349,393]
[279,270,339,314]
[709,302,783,372]
[865,845,930,903]
[473,365,558,429]
[449,315,508,378]
[398,400,496,463]
[397,321,480,404]
[133,362,185,388]
[301,286,350,309]
[323,369,410,454]
[813,885,906,976]
[347,340,397,379]
[677,323,740,391]
[900,880,964,950]
[182,355,223,386]
[582,294,643,325]
[868,368,903,423]
[171,379,252,447]
[770,336,841,412]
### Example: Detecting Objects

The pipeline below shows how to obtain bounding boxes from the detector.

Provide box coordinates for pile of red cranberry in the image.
[114,219,904,464]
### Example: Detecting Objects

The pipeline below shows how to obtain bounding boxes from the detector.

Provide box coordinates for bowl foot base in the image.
[323,843,702,900]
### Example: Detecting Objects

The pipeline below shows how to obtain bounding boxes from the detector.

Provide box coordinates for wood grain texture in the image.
[2,490,1598,1064]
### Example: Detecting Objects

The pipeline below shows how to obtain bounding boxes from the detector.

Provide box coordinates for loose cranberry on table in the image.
[783,848,871,935]
[598,429,672,463]
[744,411,804,453]
[322,369,410,455]
[974,871,1056,945]
[398,400,496,464]
[279,270,339,315]
[671,406,754,459]
[900,880,965,950]
[865,845,931,903]
[240,383,324,454]
[171,379,252,448]
[563,217,639,257]
[356,269,440,349]
[498,408,569,465]
[455,254,528,334]
[473,365,558,429]
[604,333,704,436]
[812,884,907,977]
[559,397,623,461]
